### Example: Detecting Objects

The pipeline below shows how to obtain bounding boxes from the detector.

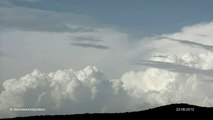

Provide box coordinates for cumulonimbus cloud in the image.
[1,53,213,118]
[0,66,129,118]
[0,2,213,118]
[1,21,213,118]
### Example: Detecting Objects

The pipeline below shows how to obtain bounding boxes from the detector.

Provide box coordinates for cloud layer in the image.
[0,1,213,118]
[1,21,213,118]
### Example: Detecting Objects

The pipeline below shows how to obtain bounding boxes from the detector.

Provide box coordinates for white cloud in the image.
[1,65,213,118]
[0,66,130,118]
[127,21,213,107]
[0,2,132,80]
[1,1,213,118]
[1,21,213,117]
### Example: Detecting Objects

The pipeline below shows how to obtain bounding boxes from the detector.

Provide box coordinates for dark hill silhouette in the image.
[2,103,213,120]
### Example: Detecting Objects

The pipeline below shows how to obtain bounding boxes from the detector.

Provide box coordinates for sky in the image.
[0,0,213,118]
[9,0,213,33]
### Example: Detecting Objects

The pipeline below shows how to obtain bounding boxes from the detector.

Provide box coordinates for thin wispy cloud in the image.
[70,42,110,49]
[197,34,211,38]
[138,59,213,77]
[157,37,213,51]
[71,35,102,42]
[67,25,96,33]
[69,35,108,49]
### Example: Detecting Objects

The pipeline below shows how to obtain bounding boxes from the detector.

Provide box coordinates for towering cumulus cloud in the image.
[127,21,213,107]
[0,66,129,118]
[0,21,213,118]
